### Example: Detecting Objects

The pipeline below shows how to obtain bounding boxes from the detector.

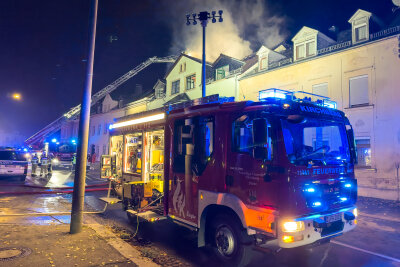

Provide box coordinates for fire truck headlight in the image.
[52,158,59,163]
[282,221,304,233]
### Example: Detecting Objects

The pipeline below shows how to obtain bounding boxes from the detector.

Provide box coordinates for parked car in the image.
[0,149,28,181]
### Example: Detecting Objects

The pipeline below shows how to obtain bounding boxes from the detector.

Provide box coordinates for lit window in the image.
[349,75,368,107]
[186,74,196,90]
[171,80,180,95]
[355,25,367,42]
[296,44,305,60]
[355,139,371,167]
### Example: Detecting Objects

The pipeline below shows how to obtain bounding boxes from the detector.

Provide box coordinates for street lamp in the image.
[12,93,21,100]
[186,10,223,98]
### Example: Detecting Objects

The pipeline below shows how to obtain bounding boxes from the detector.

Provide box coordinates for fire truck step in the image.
[99,197,121,204]
[127,210,167,222]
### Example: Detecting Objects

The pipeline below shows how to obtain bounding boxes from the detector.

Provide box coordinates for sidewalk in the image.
[0,194,159,266]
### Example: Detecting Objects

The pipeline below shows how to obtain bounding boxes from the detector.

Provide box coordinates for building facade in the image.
[239,9,400,200]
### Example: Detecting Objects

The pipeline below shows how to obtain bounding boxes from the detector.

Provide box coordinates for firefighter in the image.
[31,153,39,177]
[40,152,49,177]
[71,154,76,171]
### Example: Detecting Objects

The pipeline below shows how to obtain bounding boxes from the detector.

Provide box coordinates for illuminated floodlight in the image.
[51,138,57,143]
[323,99,337,109]
[259,89,288,100]
[110,113,165,130]
[312,201,322,207]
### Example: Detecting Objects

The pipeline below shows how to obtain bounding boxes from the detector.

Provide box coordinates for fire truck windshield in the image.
[281,117,350,166]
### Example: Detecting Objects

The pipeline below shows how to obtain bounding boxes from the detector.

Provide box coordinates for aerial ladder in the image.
[25,55,177,147]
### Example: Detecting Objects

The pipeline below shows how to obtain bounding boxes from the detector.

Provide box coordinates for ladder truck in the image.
[24,55,177,148]
[102,90,358,266]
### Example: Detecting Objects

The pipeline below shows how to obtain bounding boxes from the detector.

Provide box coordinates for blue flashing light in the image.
[323,99,337,109]
[71,139,76,144]
[259,88,289,100]
[23,148,28,152]
[109,124,113,130]
[56,142,60,145]
[51,138,57,143]
[312,201,322,207]
[340,197,348,201]
[344,183,352,188]
[305,188,315,193]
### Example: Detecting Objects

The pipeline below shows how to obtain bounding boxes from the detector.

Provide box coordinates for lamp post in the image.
[186,10,223,98]
[70,0,98,234]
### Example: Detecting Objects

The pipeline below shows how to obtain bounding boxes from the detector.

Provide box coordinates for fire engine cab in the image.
[104,89,358,265]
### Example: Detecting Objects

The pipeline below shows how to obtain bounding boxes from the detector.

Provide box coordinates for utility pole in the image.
[186,10,223,98]
[70,0,98,234]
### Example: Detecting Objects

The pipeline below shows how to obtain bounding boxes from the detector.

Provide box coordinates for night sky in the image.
[0,0,395,138]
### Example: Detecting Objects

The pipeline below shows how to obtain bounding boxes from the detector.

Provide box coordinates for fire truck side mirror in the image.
[253,118,268,160]
[346,127,358,165]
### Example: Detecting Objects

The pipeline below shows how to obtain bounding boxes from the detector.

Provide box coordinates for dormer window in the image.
[216,65,229,80]
[259,55,268,70]
[292,27,321,62]
[355,24,367,42]
[348,9,372,44]
[295,40,316,60]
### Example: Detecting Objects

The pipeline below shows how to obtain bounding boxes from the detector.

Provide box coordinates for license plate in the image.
[324,213,342,223]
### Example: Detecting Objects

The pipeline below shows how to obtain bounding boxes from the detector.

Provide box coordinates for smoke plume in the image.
[160,0,287,61]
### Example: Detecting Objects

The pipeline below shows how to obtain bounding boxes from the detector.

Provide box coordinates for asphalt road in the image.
[1,168,400,267]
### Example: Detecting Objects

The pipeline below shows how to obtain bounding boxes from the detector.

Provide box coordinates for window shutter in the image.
[312,83,328,97]
[349,75,368,106]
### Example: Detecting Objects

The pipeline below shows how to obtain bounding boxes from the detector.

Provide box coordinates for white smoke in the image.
[160,0,288,61]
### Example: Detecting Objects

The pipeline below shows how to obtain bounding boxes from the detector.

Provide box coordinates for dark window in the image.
[171,80,180,95]
[173,116,214,174]
[232,115,272,160]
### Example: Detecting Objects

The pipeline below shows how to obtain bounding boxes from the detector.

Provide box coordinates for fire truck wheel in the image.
[210,214,252,267]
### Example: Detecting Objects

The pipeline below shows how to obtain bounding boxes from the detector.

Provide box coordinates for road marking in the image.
[359,212,400,223]
[332,240,400,263]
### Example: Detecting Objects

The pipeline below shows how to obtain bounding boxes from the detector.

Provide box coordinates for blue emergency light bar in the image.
[259,88,337,109]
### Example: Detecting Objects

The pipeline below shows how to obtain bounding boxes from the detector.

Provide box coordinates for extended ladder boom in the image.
[25,55,177,146]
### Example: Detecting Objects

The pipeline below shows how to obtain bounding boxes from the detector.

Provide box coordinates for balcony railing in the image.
[268,58,293,69]
[317,41,352,55]
[370,25,400,40]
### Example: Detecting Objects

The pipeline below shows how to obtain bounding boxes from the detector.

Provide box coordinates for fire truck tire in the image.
[210,214,253,267]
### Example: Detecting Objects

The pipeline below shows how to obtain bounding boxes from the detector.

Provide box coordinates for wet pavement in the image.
[1,168,400,266]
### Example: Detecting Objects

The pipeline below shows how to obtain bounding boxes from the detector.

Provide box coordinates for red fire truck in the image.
[104,90,358,265]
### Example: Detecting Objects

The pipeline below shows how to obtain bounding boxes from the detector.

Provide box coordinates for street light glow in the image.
[12,93,21,100]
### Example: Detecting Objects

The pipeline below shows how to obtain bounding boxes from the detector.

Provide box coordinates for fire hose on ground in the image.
[0,181,117,217]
